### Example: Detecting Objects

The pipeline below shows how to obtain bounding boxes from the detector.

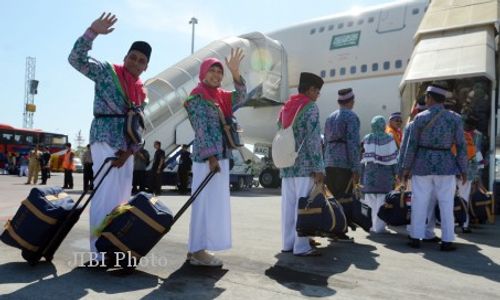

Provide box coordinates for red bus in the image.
[0,123,68,172]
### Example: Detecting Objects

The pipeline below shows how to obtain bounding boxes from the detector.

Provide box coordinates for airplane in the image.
[143,0,498,189]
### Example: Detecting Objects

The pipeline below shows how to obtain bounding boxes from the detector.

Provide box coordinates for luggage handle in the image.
[172,171,216,226]
[41,157,116,258]
[72,157,117,212]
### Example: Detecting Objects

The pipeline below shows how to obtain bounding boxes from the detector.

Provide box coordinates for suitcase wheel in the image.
[22,250,40,266]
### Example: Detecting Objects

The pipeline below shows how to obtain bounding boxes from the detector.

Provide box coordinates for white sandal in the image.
[189,251,223,267]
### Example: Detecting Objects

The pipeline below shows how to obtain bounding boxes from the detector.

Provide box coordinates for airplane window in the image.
[319,26,325,33]
[368,17,374,23]
[330,69,336,77]
[357,19,364,25]
[328,25,334,31]
[320,70,326,78]
[412,8,419,15]
[347,21,353,27]
[350,66,356,74]
[372,63,378,71]
[361,64,367,73]
[383,61,390,70]
[340,67,346,76]
[338,23,344,29]
[310,28,316,35]
[395,60,402,69]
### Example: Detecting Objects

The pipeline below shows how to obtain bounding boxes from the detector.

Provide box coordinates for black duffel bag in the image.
[296,185,347,238]
[469,182,494,224]
[435,195,467,226]
[378,187,411,226]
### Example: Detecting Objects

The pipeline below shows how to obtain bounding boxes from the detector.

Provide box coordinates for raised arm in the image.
[68,13,117,81]
[225,48,247,110]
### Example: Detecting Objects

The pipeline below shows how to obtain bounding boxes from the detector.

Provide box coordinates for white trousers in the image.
[19,166,28,177]
[188,159,231,253]
[364,194,387,233]
[411,175,456,242]
[89,142,133,254]
[457,180,472,228]
[281,177,314,255]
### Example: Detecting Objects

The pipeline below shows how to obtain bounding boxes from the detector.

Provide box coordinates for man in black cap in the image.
[277,72,325,256]
[69,12,152,265]
[323,88,360,241]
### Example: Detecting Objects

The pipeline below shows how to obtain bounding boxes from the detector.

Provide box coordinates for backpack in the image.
[272,104,312,169]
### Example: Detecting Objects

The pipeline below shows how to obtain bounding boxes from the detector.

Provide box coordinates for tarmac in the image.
[0,172,499,299]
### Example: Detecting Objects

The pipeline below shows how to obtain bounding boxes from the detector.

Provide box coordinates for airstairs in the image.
[143,32,288,156]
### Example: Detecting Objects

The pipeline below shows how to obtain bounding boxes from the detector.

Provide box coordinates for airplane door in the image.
[376,5,407,33]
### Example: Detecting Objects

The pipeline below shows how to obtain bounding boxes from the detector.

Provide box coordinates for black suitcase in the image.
[0,157,115,265]
[94,171,216,267]
[351,198,372,232]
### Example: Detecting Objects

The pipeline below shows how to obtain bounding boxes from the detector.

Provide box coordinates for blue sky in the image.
[1,0,396,146]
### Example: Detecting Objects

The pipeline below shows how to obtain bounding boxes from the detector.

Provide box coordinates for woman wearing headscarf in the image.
[184,49,246,267]
[361,116,398,233]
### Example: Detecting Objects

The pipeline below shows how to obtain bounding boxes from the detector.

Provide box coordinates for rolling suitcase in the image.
[94,171,216,268]
[0,157,115,265]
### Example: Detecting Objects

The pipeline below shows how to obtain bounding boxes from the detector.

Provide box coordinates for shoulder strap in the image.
[296,103,319,153]
[420,109,446,138]
[106,62,132,109]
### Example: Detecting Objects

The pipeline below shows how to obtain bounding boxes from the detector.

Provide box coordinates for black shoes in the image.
[408,237,421,249]
[423,236,441,243]
[440,242,457,252]
[462,227,472,234]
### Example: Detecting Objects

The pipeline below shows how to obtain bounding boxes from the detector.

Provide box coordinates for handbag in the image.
[216,105,243,149]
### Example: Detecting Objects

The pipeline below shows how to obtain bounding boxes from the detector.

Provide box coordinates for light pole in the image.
[189,17,198,54]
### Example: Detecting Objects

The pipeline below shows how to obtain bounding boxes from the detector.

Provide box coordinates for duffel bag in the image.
[296,185,347,237]
[1,187,75,254]
[378,188,411,226]
[435,195,467,226]
[469,183,494,224]
[95,192,173,266]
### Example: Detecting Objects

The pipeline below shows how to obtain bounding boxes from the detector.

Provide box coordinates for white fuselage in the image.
[236,0,428,146]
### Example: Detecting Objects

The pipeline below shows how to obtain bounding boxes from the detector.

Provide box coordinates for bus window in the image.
[14,135,21,143]
[2,133,13,142]
[51,135,68,145]
[25,135,34,144]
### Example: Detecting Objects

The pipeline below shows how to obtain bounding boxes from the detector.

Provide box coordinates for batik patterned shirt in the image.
[401,104,467,176]
[184,81,247,163]
[280,103,325,178]
[324,108,361,172]
[68,29,138,152]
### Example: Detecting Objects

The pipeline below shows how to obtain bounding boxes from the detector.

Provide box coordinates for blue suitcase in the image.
[0,158,115,265]
[95,171,215,267]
